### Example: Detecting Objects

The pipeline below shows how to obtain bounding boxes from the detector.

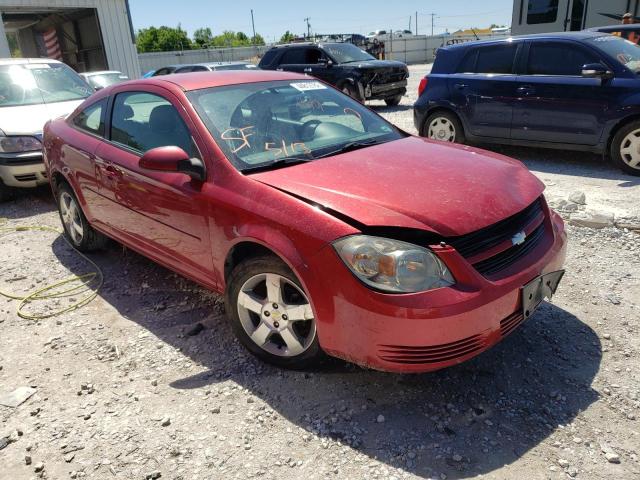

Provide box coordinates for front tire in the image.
[225,255,324,369]
[384,95,402,106]
[423,110,465,144]
[56,183,108,252]
[341,83,361,102]
[611,120,640,176]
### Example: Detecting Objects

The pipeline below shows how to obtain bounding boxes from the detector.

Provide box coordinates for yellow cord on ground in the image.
[0,218,103,320]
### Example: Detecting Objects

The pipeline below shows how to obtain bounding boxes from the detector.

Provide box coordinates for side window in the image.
[475,45,518,74]
[260,50,278,66]
[191,66,209,72]
[153,68,172,76]
[174,66,193,74]
[527,0,559,25]
[281,48,308,64]
[110,92,195,157]
[527,43,598,76]
[457,50,478,73]
[305,48,324,64]
[72,99,106,136]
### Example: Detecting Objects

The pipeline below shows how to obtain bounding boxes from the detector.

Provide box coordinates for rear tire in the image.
[384,95,402,106]
[56,182,108,252]
[611,120,640,176]
[423,110,466,144]
[225,255,325,369]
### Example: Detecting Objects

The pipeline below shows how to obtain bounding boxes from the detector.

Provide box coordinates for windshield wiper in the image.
[315,139,383,159]
[241,157,314,174]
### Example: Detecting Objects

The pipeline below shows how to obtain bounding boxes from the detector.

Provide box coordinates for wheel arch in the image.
[606,114,640,155]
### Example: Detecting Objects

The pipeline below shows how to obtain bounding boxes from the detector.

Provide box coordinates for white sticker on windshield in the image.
[291,81,327,92]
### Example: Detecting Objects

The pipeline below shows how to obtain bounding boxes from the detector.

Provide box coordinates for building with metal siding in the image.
[0,0,140,78]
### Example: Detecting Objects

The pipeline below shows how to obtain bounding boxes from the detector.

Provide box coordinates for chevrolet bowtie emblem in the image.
[512,231,527,246]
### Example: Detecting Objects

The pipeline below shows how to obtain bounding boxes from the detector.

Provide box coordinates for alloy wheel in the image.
[236,273,316,357]
[59,191,84,245]
[428,117,456,142]
[619,128,640,170]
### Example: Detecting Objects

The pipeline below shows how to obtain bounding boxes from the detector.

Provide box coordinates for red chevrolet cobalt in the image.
[43,71,566,373]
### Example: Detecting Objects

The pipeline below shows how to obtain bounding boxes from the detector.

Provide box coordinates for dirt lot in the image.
[1,64,639,480]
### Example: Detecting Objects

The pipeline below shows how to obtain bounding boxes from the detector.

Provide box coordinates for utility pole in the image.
[428,13,436,36]
[250,9,256,43]
[415,11,418,34]
[304,17,311,39]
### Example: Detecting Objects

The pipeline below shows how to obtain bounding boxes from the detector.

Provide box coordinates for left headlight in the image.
[0,136,42,153]
[333,235,455,293]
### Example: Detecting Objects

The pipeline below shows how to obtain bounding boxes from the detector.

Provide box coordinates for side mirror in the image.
[318,58,333,67]
[139,146,206,182]
[581,63,613,80]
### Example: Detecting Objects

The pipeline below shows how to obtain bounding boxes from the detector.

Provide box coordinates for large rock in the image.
[569,210,615,229]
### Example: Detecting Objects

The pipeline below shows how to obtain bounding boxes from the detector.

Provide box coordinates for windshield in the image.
[86,73,127,89]
[188,80,403,172]
[0,63,92,107]
[589,35,640,72]
[323,43,375,64]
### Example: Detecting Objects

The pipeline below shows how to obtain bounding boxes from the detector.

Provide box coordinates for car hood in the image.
[251,137,545,237]
[0,100,84,136]
[345,59,407,70]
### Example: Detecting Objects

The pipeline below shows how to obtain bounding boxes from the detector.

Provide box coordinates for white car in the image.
[80,70,129,90]
[0,58,92,200]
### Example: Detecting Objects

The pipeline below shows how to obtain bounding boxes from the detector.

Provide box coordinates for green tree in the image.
[193,27,213,49]
[136,25,192,53]
[251,34,266,46]
[236,31,249,42]
[280,31,295,43]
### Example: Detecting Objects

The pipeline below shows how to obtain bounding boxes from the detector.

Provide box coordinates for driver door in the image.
[94,87,213,279]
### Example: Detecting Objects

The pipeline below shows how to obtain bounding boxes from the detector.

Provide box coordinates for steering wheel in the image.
[300,119,322,141]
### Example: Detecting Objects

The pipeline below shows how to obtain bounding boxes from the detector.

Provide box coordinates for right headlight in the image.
[0,136,42,153]
[333,235,455,293]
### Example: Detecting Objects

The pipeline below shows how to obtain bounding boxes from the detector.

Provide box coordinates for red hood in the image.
[251,136,545,237]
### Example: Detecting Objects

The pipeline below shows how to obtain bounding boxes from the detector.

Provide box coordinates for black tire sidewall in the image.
[225,255,324,369]
[611,121,640,176]
[385,95,402,106]
[423,111,465,143]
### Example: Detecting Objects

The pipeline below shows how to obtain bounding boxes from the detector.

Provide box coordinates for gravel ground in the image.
[1,65,639,480]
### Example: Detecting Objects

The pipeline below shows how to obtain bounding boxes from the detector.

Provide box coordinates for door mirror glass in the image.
[581,63,612,79]
[139,146,206,181]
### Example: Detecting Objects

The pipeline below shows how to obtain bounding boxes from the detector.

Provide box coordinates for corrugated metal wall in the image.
[0,0,141,78]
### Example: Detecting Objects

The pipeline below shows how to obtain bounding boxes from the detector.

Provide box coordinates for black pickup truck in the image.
[258,42,409,106]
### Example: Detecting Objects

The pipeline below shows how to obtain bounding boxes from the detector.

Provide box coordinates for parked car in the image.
[150,65,180,76]
[259,42,409,106]
[414,31,640,175]
[44,70,566,373]
[172,62,258,73]
[80,70,129,90]
[0,58,93,201]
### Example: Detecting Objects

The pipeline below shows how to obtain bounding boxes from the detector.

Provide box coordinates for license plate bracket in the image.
[522,270,565,319]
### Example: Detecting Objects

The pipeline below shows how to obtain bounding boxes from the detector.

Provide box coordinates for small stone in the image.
[145,471,162,480]
[558,459,570,468]
[25,455,32,465]
[211,407,221,414]
[34,462,44,473]
[569,210,615,229]
[452,454,463,462]
[151,380,158,387]
[573,437,583,444]
[605,452,621,464]
[376,415,385,423]
[603,333,611,340]
[568,191,586,205]
[160,417,171,427]
[567,467,578,477]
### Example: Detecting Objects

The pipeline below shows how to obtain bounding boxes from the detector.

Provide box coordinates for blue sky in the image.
[129,0,514,42]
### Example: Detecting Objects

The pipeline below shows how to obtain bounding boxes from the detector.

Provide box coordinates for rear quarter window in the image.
[259,50,279,66]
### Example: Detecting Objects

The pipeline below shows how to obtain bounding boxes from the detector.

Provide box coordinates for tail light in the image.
[418,77,428,97]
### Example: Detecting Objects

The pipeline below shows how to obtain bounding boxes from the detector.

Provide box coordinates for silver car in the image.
[0,58,92,200]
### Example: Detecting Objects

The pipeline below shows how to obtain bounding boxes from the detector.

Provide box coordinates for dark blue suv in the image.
[414,31,640,175]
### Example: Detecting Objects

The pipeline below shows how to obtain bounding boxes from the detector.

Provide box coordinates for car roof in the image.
[80,70,123,76]
[269,42,348,49]
[119,70,309,92]
[0,57,64,66]
[442,31,607,51]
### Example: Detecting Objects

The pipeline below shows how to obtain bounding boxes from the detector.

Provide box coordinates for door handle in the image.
[304,67,313,73]
[104,164,122,178]
[517,85,535,96]
[454,83,468,90]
